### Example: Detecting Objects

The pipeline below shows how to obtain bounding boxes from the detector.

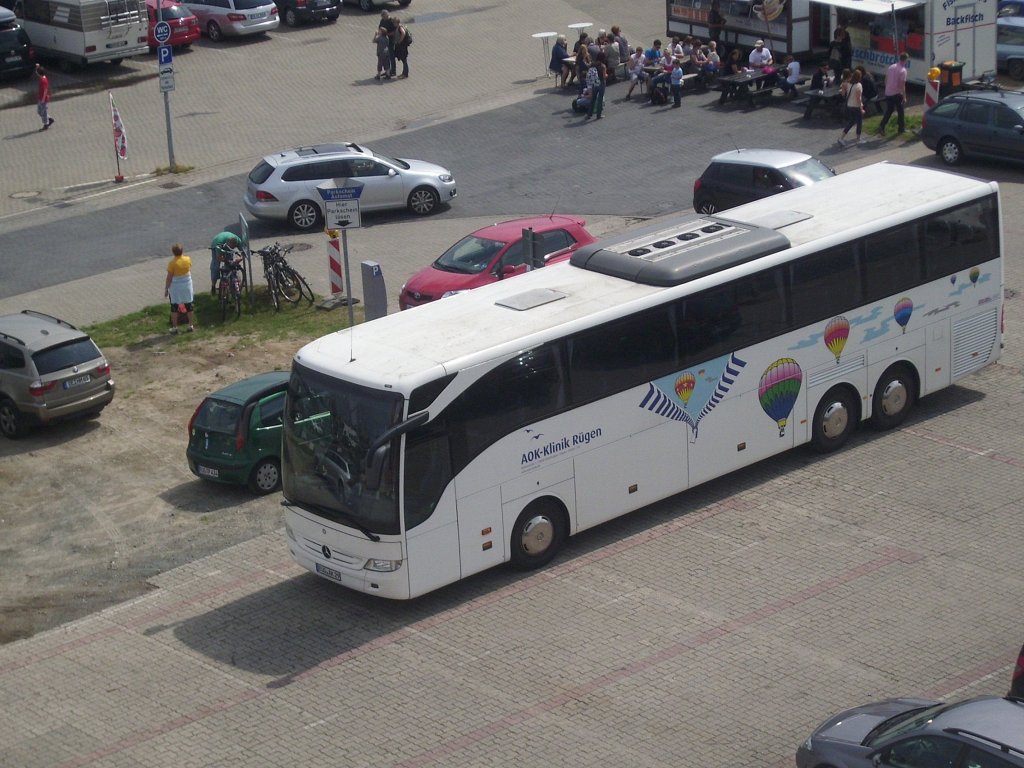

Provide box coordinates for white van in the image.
[13,0,148,66]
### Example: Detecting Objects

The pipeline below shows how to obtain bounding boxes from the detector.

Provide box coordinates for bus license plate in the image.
[316,562,344,582]
[197,465,219,478]
[63,375,90,389]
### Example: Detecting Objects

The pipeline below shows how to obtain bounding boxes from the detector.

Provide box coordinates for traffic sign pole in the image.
[153,19,177,172]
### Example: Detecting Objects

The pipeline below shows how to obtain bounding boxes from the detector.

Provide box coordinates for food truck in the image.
[666,0,996,85]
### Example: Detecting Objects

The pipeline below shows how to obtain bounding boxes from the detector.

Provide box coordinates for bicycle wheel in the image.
[275,266,303,304]
[232,278,242,319]
[220,282,229,322]
[266,271,280,311]
[293,268,315,304]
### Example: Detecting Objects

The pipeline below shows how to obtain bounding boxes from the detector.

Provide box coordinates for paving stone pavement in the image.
[1,1,1023,766]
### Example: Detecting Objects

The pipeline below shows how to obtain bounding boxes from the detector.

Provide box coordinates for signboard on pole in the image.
[317,182,363,229]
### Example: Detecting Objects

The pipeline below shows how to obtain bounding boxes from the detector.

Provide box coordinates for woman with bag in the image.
[837,68,865,147]
[394,18,410,79]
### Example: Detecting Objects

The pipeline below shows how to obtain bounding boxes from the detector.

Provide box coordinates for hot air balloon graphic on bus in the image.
[893,297,913,334]
[970,267,980,286]
[674,372,696,408]
[823,316,850,365]
[759,358,802,437]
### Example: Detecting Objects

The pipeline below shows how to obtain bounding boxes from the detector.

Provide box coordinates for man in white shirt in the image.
[776,55,801,98]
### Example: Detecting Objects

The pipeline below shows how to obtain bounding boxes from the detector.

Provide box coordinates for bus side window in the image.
[789,243,860,327]
[403,418,452,531]
[863,222,922,303]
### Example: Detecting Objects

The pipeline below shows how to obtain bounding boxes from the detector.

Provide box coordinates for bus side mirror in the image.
[364,444,389,491]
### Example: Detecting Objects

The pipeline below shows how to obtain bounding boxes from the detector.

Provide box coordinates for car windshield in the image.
[782,158,835,186]
[248,160,274,184]
[369,151,409,170]
[158,5,191,19]
[32,338,102,375]
[864,703,949,747]
[282,363,404,535]
[434,235,507,274]
[193,398,243,434]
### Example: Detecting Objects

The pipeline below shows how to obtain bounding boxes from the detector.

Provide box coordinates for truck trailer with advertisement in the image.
[667,0,996,85]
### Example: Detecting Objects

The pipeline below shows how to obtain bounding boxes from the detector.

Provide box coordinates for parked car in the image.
[245,142,457,231]
[0,6,33,80]
[145,0,200,49]
[1000,0,1024,16]
[0,310,114,439]
[276,0,338,26]
[998,17,1024,80]
[341,0,409,11]
[692,149,836,214]
[180,0,277,41]
[399,216,595,310]
[920,89,1024,166]
[1012,642,1024,697]
[796,695,1024,768]
[186,371,289,494]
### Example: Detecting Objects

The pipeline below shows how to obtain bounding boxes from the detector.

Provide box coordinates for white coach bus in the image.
[282,162,1003,599]
[14,0,148,66]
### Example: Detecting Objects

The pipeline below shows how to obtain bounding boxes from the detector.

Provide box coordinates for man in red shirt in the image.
[35,65,55,131]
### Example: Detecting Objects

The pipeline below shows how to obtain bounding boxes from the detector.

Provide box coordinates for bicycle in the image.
[218,255,245,321]
[254,243,314,309]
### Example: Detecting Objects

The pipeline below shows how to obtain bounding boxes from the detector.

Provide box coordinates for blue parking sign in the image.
[158,45,172,66]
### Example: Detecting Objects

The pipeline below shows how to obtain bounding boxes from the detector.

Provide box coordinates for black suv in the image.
[692,148,836,214]
[0,7,33,80]
[276,0,338,27]
[0,311,115,438]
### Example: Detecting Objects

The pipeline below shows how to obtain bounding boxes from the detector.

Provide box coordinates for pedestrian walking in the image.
[35,65,54,132]
[584,53,607,120]
[837,68,865,146]
[877,52,910,135]
[164,244,195,334]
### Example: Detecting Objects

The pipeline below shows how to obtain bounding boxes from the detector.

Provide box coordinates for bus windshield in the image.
[282,363,404,534]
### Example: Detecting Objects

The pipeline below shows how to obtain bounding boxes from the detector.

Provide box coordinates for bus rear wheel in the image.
[810,386,858,453]
[510,499,566,571]
[870,363,916,431]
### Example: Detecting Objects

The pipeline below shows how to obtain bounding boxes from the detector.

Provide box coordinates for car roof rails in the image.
[942,727,1024,759]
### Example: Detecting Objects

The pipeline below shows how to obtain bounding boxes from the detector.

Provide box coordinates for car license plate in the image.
[197,465,219,478]
[316,562,344,582]
[62,375,90,389]
[5,55,21,63]
[250,11,266,18]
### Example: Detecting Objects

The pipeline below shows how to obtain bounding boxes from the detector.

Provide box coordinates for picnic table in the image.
[801,86,844,120]
[714,70,774,107]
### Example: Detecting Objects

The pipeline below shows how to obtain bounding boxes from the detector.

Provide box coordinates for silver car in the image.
[244,142,457,231]
[181,0,278,41]
[0,311,115,438]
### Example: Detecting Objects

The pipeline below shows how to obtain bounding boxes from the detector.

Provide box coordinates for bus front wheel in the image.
[810,386,859,453]
[870,363,916,431]
[509,499,566,571]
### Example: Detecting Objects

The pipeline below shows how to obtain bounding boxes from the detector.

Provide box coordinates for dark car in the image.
[920,89,1024,166]
[796,695,1024,768]
[276,0,338,27]
[998,17,1024,80]
[186,371,289,494]
[0,7,33,80]
[691,149,836,214]
[1012,643,1024,697]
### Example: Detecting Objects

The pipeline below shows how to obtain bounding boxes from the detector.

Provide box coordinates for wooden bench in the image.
[747,86,774,107]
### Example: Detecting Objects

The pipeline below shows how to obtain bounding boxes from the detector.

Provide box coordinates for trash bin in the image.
[939,60,965,96]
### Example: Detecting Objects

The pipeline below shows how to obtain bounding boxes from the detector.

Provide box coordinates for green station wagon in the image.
[186,371,290,494]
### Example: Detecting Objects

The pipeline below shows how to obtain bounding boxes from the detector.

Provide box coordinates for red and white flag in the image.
[109,92,128,160]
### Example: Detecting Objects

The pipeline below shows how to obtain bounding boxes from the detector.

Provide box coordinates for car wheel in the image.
[284,7,298,25]
[206,21,222,41]
[398,0,410,5]
[0,399,28,439]
[696,197,718,214]
[358,0,371,9]
[407,186,440,215]
[288,200,322,231]
[248,458,281,494]
[869,363,916,431]
[1010,59,1024,80]
[509,499,567,571]
[937,137,962,166]
[810,386,859,453]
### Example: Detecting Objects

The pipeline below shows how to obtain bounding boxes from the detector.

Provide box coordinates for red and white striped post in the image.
[925,67,941,110]
[326,229,344,295]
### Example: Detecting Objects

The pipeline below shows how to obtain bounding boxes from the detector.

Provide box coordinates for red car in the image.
[399,215,594,310]
[146,0,201,49]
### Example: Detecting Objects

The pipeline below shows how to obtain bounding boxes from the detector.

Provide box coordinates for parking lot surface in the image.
[1,0,1023,766]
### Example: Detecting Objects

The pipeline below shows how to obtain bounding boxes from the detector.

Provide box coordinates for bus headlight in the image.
[284,521,296,542]
[365,558,403,572]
